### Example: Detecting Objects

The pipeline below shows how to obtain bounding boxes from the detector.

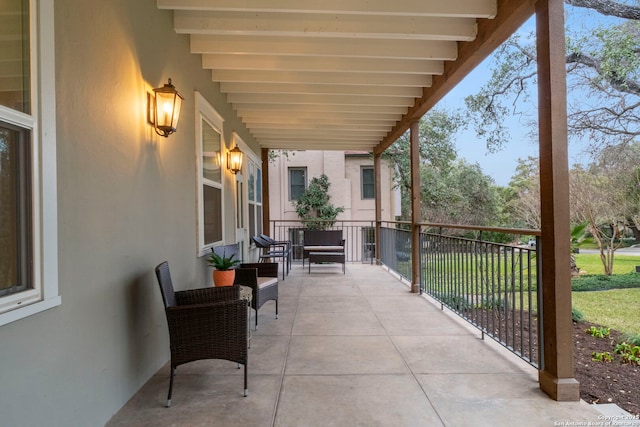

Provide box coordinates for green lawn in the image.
[572,288,640,335]
[574,253,640,275]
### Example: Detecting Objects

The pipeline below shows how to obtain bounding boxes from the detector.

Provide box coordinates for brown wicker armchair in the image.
[155,261,248,406]
[233,262,278,329]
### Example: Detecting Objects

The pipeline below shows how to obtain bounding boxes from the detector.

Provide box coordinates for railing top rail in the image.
[270,220,376,225]
[379,220,411,225]
[418,222,540,236]
[274,219,540,237]
[379,220,540,236]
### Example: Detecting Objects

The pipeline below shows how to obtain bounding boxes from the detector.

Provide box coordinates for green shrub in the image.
[585,326,610,338]
[621,333,640,346]
[572,273,640,292]
[479,295,506,310]
[592,351,613,362]
[572,307,585,322]
[613,343,640,365]
[438,294,472,311]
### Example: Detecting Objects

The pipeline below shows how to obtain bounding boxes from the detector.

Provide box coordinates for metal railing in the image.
[379,221,412,281]
[381,221,542,368]
[270,219,541,368]
[270,220,376,263]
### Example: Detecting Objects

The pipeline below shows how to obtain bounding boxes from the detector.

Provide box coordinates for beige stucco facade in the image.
[268,150,398,223]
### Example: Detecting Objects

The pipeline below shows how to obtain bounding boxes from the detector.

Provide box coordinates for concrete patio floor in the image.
[107,262,610,427]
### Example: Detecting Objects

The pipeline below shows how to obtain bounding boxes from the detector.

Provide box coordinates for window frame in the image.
[361,166,375,200]
[288,167,307,201]
[195,92,226,256]
[247,156,262,243]
[0,0,60,326]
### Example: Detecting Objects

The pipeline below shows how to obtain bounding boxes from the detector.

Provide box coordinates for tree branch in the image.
[566,0,640,20]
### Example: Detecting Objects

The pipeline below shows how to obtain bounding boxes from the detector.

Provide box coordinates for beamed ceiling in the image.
[157,0,536,154]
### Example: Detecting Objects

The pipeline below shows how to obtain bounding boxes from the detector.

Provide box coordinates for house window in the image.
[1,0,60,325]
[361,166,375,199]
[248,159,262,239]
[196,93,225,255]
[289,167,306,201]
[0,124,32,298]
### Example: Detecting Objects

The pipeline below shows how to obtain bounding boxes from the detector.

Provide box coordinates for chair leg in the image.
[275,299,279,319]
[244,363,248,397]
[254,307,258,330]
[167,366,175,407]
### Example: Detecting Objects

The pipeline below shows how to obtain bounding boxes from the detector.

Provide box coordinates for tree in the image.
[596,142,640,240]
[382,109,505,229]
[383,108,460,202]
[504,157,542,229]
[423,160,503,226]
[465,0,640,153]
[293,174,344,230]
[570,165,624,275]
[569,142,640,275]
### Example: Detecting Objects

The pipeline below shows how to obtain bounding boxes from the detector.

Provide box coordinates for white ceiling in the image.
[157,0,500,152]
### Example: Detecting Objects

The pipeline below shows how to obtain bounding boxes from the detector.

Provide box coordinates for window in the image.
[248,159,262,239]
[361,166,375,199]
[196,92,225,255]
[1,0,60,325]
[289,167,306,201]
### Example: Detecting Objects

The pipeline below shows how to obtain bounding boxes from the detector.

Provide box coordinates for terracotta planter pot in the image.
[213,269,235,287]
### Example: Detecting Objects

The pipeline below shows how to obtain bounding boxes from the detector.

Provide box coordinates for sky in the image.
[436,6,620,187]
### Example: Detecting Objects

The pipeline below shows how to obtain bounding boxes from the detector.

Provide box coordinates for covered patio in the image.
[107,264,603,426]
[1,0,586,425]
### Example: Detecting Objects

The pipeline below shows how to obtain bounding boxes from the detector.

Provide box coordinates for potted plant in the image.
[208,252,240,286]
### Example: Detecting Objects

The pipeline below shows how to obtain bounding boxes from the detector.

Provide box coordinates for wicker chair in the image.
[155,261,248,406]
[234,262,278,329]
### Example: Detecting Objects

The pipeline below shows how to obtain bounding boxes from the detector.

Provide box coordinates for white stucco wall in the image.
[0,1,260,425]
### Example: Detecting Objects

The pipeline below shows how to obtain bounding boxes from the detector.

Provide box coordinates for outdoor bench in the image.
[302,230,345,269]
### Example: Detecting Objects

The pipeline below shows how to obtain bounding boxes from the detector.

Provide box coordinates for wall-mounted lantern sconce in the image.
[227,145,244,174]
[148,78,183,137]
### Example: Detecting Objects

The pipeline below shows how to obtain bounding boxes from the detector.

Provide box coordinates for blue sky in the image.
[436,6,619,186]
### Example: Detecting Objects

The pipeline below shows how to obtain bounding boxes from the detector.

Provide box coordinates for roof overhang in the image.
[157,0,536,153]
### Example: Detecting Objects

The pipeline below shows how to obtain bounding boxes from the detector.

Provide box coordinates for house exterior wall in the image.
[268,150,397,224]
[0,1,260,426]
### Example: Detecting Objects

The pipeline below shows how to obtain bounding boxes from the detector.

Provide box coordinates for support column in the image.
[374,153,382,266]
[536,0,579,401]
[410,121,420,293]
[261,148,271,235]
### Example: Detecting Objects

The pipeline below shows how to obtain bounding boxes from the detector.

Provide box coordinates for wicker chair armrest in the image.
[269,243,289,252]
[175,285,239,306]
[273,239,291,246]
[233,268,258,288]
[239,262,279,278]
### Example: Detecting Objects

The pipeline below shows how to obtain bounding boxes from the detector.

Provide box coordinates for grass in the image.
[572,288,640,336]
[574,253,640,275]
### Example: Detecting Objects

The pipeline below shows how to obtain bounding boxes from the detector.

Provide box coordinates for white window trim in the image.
[0,0,60,326]
[195,92,225,256]
[240,142,262,248]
